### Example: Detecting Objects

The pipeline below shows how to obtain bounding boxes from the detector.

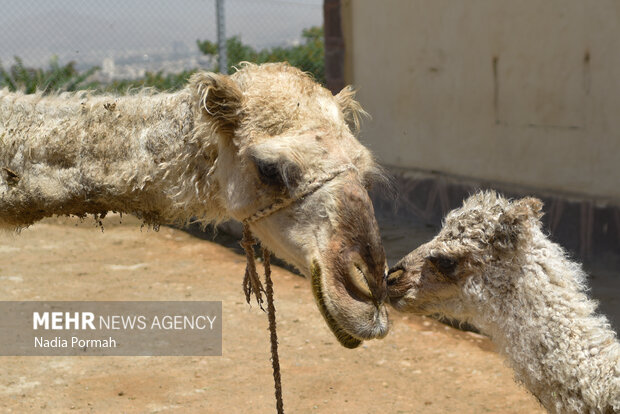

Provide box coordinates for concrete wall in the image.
[342,0,620,204]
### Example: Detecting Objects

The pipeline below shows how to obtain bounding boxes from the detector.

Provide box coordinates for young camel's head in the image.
[387,191,543,321]
[190,63,389,347]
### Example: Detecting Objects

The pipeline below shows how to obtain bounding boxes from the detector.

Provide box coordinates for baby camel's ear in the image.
[189,72,243,136]
[494,197,544,254]
[512,197,544,222]
[335,85,369,133]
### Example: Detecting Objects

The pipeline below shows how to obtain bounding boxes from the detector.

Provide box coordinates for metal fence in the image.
[0,0,323,86]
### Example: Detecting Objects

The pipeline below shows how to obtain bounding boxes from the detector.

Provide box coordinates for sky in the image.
[0,0,323,67]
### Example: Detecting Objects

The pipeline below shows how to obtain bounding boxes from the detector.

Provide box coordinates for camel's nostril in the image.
[386,268,404,286]
[348,262,374,300]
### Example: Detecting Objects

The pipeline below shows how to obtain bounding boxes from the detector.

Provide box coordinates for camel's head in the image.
[387,191,543,320]
[189,63,389,348]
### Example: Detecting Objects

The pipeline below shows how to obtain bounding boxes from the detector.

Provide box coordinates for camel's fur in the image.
[389,192,620,413]
[0,64,373,228]
[1,63,390,346]
[0,87,219,227]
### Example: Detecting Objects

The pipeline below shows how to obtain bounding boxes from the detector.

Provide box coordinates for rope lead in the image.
[241,222,284,414]
[239,165,356,414]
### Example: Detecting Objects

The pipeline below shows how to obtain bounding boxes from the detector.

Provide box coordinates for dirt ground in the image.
[0,215,545,413]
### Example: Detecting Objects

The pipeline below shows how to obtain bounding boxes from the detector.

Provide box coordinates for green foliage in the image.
[0,57,194,94]
[0,56,99,94]
[197,26,325,84]
[1,25,325,94]
[101,70,196,93]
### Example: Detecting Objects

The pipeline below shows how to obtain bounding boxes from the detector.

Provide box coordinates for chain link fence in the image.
[0,0,324,92]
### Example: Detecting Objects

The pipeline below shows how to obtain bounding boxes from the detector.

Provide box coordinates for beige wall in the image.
[343,0,620,203]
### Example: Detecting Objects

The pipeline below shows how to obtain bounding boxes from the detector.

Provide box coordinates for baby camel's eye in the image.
[428,255,458,276]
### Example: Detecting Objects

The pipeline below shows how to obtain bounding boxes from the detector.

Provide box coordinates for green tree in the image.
[197,26,325,84]
[2,25,325,94]
[0,56,194,94]
[0,56,99,94]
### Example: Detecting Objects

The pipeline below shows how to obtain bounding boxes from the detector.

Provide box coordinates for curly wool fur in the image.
[391,192,620,413]
[455,194,619,413]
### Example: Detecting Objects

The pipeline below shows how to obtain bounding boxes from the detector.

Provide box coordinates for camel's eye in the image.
[428,255,457,276]
[255,159,284,188]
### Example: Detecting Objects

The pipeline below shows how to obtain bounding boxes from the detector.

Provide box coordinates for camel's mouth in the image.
[311,260,363,349]
[386,250,438,314]
[386,266,407,303]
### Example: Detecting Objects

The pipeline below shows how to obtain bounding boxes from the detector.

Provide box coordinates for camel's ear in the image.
[190,72,243,135]
[335,85,368,133]
[493,197,544,254]
[512,197,544,222]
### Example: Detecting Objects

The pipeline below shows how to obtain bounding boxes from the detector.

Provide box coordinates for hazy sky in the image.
[0,0,323,66]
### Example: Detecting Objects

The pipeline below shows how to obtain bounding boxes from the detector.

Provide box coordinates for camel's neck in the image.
[470,241,620,413]
[0,89,224,228]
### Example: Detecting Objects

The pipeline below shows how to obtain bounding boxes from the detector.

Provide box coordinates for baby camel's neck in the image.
[473,243,620,413]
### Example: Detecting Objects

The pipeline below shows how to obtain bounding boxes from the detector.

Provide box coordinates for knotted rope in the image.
[240,164,355,414]
[240,224,265,310]
[241,224,283,413]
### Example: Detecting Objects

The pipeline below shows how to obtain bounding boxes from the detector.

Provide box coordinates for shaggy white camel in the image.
[0,62,389,348]
[388,191,620,413]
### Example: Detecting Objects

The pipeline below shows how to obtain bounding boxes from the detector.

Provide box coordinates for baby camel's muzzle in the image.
[386,263,407,301]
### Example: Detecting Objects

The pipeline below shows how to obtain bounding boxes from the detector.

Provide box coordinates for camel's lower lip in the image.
[310,260,362,349]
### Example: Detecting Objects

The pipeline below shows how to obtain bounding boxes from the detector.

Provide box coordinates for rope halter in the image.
[238,163,355,414]
[243,164,356,225]
[240,163,356,307]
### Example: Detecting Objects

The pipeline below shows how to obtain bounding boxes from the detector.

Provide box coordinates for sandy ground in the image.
[0,215,545,413]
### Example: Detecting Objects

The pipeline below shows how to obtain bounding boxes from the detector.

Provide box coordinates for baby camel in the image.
[388,191,620,413]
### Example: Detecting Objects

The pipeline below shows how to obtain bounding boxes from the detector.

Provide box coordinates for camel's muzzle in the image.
[386,264,408,303]
[313,182,389,347]
[311,261,363,349]
[334,184,388,302]
[385,248,429,311]
[242,166,390,348]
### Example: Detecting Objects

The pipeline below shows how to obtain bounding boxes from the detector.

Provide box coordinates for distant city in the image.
[93,44,214,82]
[0,0,322,80]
